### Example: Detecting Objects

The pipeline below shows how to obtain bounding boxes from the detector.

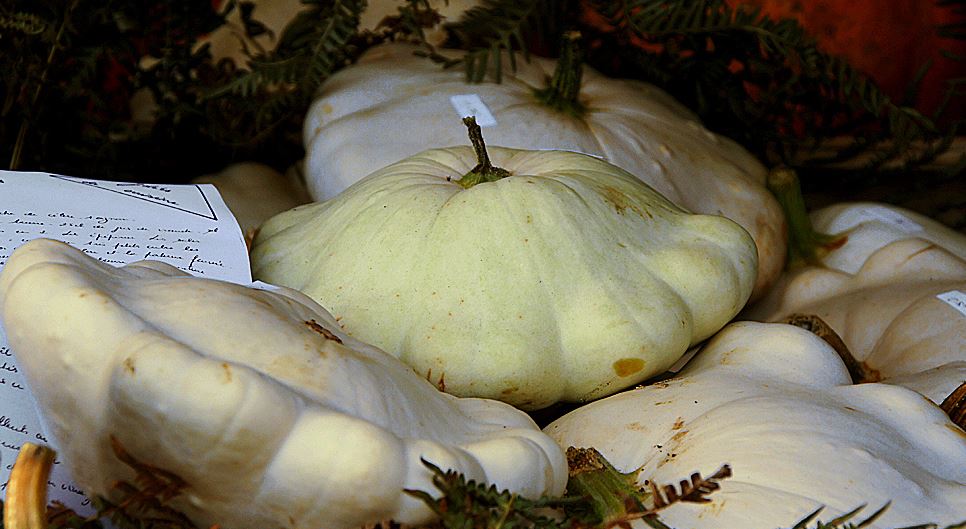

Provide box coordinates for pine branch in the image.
[582,0,958,171]
[442,0,546,82]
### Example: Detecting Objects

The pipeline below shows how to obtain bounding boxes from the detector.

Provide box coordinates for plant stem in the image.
[779,313,880,384]
[3,443,56,529]
[533,30,586,118]
[941,382,966,430]
[766,166,845,267]
[456,116,511,188]
[565,447,647,527]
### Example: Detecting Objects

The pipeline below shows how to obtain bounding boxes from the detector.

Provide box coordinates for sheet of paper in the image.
[0,170,251,513]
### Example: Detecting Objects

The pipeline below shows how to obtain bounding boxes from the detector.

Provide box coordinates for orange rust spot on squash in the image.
[613,358,645,377]
[671,429,688,442]
[671,417,685,430]
[304,319,342,344]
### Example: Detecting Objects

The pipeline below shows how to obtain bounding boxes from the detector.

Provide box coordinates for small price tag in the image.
[842,206,923,233]
[450,94,497,127]
[937,290,966,317]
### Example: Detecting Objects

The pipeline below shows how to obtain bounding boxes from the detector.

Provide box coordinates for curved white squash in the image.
[545,321,966,528]
[744,228,966,403]
[809,201,966,274]
[0,238,567,529]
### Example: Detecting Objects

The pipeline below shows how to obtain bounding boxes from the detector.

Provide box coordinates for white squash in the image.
[744,231,966,403]
[545,321,966,528]
[302,41,786,299]
[252,132,758,410]
[809,201,966,274]
[0,238,567,529]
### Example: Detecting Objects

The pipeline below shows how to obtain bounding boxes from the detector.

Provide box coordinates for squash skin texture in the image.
[302,42,785,299]
[545,321,966,528]
[252,146,758,410]
[0,239,568,529]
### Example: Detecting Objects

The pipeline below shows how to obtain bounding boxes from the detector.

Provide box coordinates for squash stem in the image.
[565,447,647,526]
[766,166,846,267]
[533,31,586,118]
[456,116,511,189]
[780,313,880,384]
[941,382,966,430]
[3,443,56,529]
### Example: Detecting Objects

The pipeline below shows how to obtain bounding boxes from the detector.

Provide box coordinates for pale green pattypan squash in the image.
[252,123,758,409]
[545,321,966,528]
[0,239,568,529]
[302,40,785,299]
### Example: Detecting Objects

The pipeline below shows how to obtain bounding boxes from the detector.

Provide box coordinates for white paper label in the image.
[842,206,923,233]
[450,94,497,127]
[937,290,966,317]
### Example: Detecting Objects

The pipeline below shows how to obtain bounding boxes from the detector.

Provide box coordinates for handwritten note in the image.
[0,170,251,513]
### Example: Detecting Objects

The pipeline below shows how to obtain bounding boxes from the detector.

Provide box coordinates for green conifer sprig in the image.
[442,0,547,82]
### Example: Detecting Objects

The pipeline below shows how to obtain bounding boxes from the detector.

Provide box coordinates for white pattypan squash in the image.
[744,232,966,404]
[0,239,567,529]
[301,40,785,299]
[808,201,966,274]
[191,162,310,236]
[252,127,758,410]
[545,321,966,528]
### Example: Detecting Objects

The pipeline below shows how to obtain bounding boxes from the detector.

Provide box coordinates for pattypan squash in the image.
[741,196,966,402]
[252,121,758,409]
[807,201,966,274]
[545,321,966,528]
[301,39,785,299]
[0,238,568,529]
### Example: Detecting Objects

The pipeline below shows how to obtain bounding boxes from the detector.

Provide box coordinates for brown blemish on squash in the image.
[613,358,645,377]
[671,430,688,442]
[501,386,518,395]
[902,243,939,265]
[221,363,232,383]
[601,186,633,214]
[304,319,342,345]
[123,357,136,375]
[626,421,647,432]
[671,417,685,430]
[425,369,446,392]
